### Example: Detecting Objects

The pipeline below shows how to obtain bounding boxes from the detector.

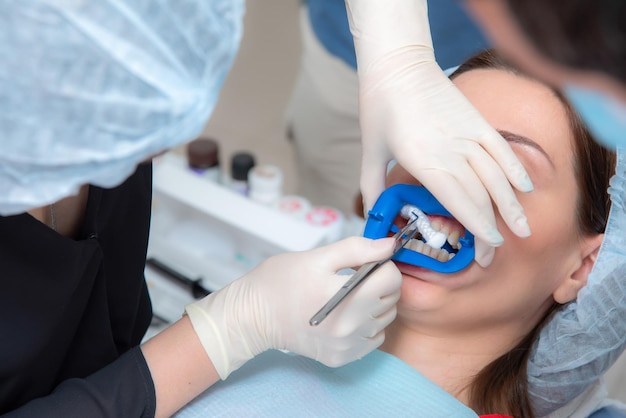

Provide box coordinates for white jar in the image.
[248,164,283,206]
[274,195,312,220]
[304,206,345,243]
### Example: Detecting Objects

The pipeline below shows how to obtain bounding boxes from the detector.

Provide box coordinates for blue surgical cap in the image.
[0,0,244,214]
[529,146,626,415]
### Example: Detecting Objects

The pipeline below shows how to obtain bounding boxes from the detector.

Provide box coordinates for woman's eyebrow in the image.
[497,129,555,169]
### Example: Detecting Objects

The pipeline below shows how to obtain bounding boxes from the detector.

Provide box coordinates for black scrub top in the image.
[0,163,156,417]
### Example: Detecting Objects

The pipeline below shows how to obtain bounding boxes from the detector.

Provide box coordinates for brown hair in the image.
[450,49,616,417]
[503,0,626,85]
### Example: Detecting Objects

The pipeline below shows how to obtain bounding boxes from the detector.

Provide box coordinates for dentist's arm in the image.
[5,237,400,418]
[345,0,533,266]
[148,236,401,417]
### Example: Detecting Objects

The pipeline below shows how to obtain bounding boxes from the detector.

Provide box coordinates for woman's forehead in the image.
[452,69,575,170]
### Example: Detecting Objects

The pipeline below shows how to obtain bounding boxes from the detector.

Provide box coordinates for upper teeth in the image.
[432,221,461,249]
[401,205,446,249]
[401,204,461,251]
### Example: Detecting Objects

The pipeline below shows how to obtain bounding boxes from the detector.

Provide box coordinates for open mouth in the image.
[395,207,466,263]
[363,184,475,274]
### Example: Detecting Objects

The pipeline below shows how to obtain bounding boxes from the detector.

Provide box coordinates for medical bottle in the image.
[186,138,221,183]
[248,164,283,206]
[230,152,256,196]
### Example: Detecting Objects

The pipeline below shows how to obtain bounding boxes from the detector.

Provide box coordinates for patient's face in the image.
[386,69,585,336]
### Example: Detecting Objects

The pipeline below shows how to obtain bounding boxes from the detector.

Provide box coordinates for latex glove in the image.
[185,236,402,379]
[345,0,534,266]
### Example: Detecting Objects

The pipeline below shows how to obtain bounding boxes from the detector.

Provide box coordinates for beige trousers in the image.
[285,7,361,216]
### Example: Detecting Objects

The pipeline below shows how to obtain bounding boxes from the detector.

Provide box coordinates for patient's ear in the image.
[553,234,604,304]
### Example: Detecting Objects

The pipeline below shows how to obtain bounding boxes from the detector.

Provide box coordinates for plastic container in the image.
[274,195,312,220]
[186,138,221,183]
[230,152,256,196]
[249,164,283,206]
[305,206,346,243]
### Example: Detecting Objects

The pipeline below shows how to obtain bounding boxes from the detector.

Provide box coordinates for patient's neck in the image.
[379,318,526,405]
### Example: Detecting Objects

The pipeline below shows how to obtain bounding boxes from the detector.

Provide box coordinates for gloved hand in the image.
[345,0,534,266]
[185,236,402,379]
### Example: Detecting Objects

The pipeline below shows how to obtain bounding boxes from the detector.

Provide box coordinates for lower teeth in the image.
[405,238,456,261]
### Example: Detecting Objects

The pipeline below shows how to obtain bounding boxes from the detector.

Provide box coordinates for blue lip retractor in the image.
[363,184,475,273]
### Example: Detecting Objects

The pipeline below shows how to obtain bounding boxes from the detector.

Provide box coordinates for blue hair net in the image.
[0,0,244,214]
[529,146,626,415]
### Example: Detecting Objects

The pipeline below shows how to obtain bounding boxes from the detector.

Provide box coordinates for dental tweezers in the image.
[309,217,419,326]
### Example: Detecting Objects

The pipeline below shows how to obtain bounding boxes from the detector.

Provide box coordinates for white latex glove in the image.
[345,0,534,266]
[185,236,402,379]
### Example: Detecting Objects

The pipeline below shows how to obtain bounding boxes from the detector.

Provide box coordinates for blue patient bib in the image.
[175,350,478,418]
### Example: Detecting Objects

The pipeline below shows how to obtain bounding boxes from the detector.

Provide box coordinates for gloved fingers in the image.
[379,287,402,307]
[474,238,496,268]
[313,236,396,273]
[418,164,503,248]
[330,328,387,367]
[467,144,531,238]
[330,295,396,343]
[312,310,382,361]
[318,263,399,337]
[321,333,383,368]
[472,127,534,193]
[324,323,388,368]
[356,286,400,321]
[367,299,399,330]
[358,322,389,345]
[356,261,403,301]
[366,329,386,347]
[387,132,490,229]
[360,143,392,214]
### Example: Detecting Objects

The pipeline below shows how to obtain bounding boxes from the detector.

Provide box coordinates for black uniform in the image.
[0,163,156,417]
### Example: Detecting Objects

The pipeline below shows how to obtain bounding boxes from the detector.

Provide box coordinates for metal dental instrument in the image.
[309,217,420,326]
[363,184,475,274]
